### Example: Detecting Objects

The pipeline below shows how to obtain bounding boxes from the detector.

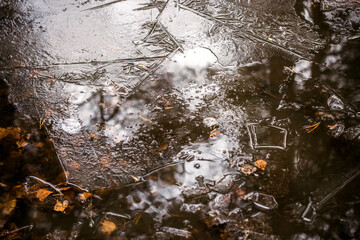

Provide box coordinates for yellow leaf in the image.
[101,220,116,235]
[254,160,267,171]
[53,200,69,212]
[2,199,16,215]
[35,189,53,202]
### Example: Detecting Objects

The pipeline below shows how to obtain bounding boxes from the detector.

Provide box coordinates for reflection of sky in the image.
[293,60,312,90]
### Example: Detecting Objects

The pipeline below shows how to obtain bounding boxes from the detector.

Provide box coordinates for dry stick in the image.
[28,176,62,195]
[0,225,33,237]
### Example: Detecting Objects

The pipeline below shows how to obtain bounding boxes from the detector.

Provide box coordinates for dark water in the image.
[0,0,360,239]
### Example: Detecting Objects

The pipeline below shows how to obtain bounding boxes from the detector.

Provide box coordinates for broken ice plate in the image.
[247,123,287,150]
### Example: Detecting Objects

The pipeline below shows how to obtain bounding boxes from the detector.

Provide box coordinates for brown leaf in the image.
[35,189,53,202]
[53,200,69,212]
[69,161,81,170]
[2,199,16,215]
[158,143,169,152]
[254,160,267,171]
[101,220,116,235]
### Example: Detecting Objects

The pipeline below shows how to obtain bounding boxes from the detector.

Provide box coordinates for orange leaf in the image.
[79,192,92,201]
[101,220,116,235]
[53,200,69,212]
[16,139,29,148]
[254,160,267,171]
[35,189,53,202]
[2,199,16,215]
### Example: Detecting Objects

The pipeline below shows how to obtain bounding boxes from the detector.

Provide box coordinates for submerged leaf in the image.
[35,189,53,202]
[101,220,116,235]
[2,199,17,215]
[79,192,92,201]
[53,200,69,212]
[0,127,21,140]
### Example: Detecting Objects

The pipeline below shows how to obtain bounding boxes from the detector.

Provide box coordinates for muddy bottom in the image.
[0,0,360,239]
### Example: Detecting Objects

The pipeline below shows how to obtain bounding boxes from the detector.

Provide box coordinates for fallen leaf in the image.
[240,164,257,175]
[16,139,29,148]
[88,133,99,140]
[0,127,21,140]
[79,192,92,201]
[158,143,169,152]
[100,157,111,169]
[254,160,267,171]
[101,220,116,235]
[69,161,81,170]
[53,200,69,212]
[2,199,16,215]
[35,189,53,202]
[59,187,71,191]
